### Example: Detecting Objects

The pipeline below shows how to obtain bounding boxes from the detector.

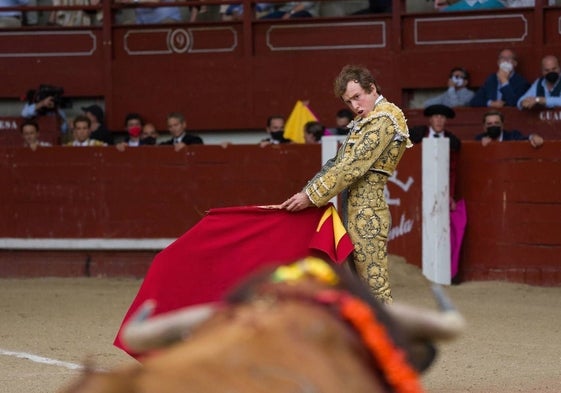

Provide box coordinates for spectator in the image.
[159,112,203,151]
[219,3,272,20]
[21,86,68,135]
[409,104,461,210]
[330,108,354,135]
[303,121,325,143]
[503,0,556,6]
[0,0,29,27]
[476,110,544,148]
[352,0,391,14]
[19,119,52,150]
[517,55,561,110]
[140,122,159,144]
[49,0,102,26]
[423,67,475,108]
[115,113,156,151]
[82,104,114,145]
[114,0,183,24]
[469,48,530,108]
[435,0,504,11]
[259,115,292,146]
[65,115,107,146]
[260,2,317,19]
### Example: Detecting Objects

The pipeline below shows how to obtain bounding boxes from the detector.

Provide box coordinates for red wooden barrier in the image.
[0,142,559,285]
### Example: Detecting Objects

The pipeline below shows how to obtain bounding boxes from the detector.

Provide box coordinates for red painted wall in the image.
[0,142,559,285]
[1,6,561,134]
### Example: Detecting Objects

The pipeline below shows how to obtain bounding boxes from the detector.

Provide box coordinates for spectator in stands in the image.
[409,104,461,210]
[352,0,391,14]
[20,119,52,150]
[329,108,354,135]
[21,88,68,134]
[435,0,504,11]
[65,115,107,146]
[476,110,544,148]
[470,48,530,108]
[260,2,317,19]
[260,115,292,146]
[159,112,203,151]
[82,104,114,145]
[0,0,28,27]
[115,0,185,24]
[48,0,102,26]
[141,122,159,144]
[116,113,156,151]
[503,0,556,6]
[219,3,272,20]
[423,67,475,108]
[303,121,325,144]
[517,55,561,110]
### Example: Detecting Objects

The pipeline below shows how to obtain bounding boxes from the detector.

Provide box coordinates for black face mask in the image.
[486,126,502,139]
[270,130,285,141]
[544,72,560,84]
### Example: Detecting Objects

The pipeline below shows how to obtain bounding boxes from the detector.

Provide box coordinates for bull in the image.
[60,257,465,393]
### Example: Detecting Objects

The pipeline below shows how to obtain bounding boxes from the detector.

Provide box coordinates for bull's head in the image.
[121,257,465,379]
[62,257,465,393]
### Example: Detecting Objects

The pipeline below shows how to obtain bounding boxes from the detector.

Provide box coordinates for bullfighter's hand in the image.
[281,192,313,212]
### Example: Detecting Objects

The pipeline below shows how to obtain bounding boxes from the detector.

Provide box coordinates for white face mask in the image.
[499,61,514,73]
[451,76,464,87]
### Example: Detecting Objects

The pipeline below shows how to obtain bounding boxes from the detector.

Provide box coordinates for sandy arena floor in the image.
[1,256,560,393]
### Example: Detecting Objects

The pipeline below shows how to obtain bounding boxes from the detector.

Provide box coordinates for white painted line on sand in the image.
[0,348,83,370]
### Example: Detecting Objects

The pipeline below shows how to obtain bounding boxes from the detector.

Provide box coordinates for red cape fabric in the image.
[113,204,353,358]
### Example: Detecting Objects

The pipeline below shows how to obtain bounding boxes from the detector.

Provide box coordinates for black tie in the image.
[434,134,440,138]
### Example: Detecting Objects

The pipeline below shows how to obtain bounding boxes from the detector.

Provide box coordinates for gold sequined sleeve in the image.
[304,114,404,207]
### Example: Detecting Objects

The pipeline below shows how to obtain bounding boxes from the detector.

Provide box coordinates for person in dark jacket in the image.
[82,104,114,145]
[159,112,203,151]
[409,104,461,210]
[475,110,544,148]
[469,48,530,108]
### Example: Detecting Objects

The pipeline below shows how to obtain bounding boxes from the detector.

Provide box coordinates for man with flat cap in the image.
[409,104,461,210]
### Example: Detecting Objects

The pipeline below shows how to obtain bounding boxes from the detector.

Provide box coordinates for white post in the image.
[321,135,346,209]
[422,137,451,285]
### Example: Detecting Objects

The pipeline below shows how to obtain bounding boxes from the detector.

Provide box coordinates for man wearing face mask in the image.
[475,110,544,148]
[517,55,561,110]
[259,115,292,147]
[424,66,475,108]
[470,48,530,108]
[116,113,157,152]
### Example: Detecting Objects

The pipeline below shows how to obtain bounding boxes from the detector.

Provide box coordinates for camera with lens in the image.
[25,84,72,113]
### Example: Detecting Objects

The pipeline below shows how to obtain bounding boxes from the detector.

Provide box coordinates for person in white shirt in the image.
[65,115,107,147]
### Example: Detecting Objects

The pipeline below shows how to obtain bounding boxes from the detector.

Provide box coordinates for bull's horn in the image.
[121,301,217,353]
[385,286,465,341]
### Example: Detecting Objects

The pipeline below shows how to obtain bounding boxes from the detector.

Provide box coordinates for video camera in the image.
[25,84,72,111]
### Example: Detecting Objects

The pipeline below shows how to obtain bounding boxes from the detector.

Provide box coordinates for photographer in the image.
[21,85,69,135]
